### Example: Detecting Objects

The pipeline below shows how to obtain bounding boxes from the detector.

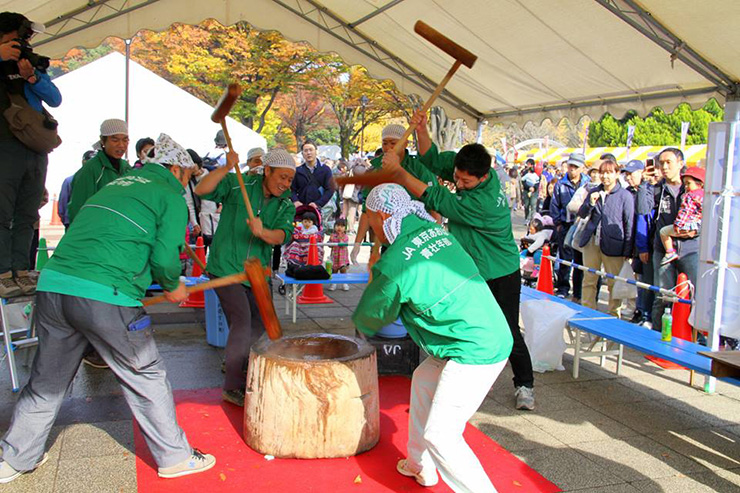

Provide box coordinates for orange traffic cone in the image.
[646,272,692,370]
[672,273,692,341]
[297,236,333,304]
[180,236,206,308]
[50,194,62,226]
[536,245,554,295]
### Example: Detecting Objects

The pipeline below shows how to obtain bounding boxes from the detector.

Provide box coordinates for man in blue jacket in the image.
[623,159,655,326]
[0,12,62,298]
[291,141,334,209]
[549,152,589,302]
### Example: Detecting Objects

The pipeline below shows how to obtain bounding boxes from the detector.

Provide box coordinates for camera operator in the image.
[0,12,61,298]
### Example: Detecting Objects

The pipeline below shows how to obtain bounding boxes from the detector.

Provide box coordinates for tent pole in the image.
[125,38,131,159]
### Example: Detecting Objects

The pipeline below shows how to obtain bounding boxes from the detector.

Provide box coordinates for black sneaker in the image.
[630,309,643,324]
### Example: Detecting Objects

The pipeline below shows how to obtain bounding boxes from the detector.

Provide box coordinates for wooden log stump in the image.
[244,333,379,458]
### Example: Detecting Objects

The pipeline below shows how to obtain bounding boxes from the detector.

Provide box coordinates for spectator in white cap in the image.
[242,147,265,175]
[195,148,296,406]
[66,118,133,226]
[64,118,134,369]
[350,120,438,263]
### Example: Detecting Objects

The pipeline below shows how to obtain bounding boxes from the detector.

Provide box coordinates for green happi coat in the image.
[67,152,132,224]
[39,163,187,304]
[353,215,513,365]
[418,144,520,281]
[202,173,295,284]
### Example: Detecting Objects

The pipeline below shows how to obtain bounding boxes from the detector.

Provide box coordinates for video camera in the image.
[14,18,49,71]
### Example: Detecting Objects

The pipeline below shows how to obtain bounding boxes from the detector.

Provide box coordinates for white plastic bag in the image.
[521,299,577,372]
[612,261,638,300]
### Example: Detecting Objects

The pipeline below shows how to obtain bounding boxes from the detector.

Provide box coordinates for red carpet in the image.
[134,376,560,492]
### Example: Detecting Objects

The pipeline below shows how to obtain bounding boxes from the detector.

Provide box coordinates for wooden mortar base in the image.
[244,333,379,459]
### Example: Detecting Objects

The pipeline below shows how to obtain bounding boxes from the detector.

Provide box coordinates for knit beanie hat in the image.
[247,147,265,160]
[382,124,406,141]
[100,119,128,137]
[264,149,296,169]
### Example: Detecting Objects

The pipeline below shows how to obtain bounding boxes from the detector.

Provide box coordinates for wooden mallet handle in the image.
[143,272,249,306]
[392,21,478,155]
[244,258,282,340]
[211,83,255,222]
[183,243,207,273]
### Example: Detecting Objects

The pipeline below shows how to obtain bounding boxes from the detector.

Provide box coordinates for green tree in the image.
[588,101,723,146]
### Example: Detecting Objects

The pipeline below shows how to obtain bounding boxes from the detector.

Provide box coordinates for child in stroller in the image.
[284,205,325,268]
[520,213,554,286]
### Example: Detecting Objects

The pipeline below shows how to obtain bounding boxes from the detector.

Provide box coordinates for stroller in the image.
[520,213,554,287]
[278,205,325,294]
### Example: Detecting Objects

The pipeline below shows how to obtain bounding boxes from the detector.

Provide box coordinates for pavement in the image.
[1,211,737,492]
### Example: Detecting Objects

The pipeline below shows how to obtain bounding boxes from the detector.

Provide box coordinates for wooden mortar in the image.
[243,333,379,458]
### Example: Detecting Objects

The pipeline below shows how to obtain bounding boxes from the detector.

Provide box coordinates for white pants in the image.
[407,356,507,493]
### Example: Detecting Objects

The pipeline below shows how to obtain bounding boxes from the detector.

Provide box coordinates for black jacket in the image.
[290,159,334,208]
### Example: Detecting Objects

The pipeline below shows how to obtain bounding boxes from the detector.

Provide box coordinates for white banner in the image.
[626,125,635,159]
[500,137,507,154]
[582,127,589,153]
[681,121,691,150]
[626,125,635,148]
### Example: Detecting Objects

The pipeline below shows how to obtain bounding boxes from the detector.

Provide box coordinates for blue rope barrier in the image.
[544,255,693,306]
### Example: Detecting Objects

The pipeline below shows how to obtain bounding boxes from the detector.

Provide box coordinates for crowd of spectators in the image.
[506,148,728,348]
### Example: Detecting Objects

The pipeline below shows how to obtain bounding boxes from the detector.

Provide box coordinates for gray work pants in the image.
[213,282,265,391]
[0,292,191,471]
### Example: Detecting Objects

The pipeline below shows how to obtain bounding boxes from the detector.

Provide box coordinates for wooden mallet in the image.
[392,21,477,155]
[143,259,282,340]
[336,20,478,190]
[211,83,255,221]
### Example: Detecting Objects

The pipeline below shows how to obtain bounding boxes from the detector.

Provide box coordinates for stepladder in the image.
[1,295,37,392]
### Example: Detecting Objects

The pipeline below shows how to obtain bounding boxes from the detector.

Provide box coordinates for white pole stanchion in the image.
[695,100,740,393]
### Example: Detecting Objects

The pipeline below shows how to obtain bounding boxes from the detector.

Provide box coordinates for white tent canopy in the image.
[40,51,266,220]
[18,0,740,127]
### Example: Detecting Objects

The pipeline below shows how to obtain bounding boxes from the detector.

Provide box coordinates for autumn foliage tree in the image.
[274,87,334,148]
[316,60,412,157]
[128,20,331,132]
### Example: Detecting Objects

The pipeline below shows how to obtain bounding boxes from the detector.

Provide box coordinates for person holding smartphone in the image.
[638,148,699,329]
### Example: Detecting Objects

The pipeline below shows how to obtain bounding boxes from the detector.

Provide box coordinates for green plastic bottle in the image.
[661,307,672,342]
[325,260,333,277]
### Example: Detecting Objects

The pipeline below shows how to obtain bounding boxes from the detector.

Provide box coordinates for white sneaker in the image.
[342,283,349,291]
[158,449,215,478]
[0,452,49,484]
[396,459,438,487]
[328,284,337,291]
[515,386,535,411]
